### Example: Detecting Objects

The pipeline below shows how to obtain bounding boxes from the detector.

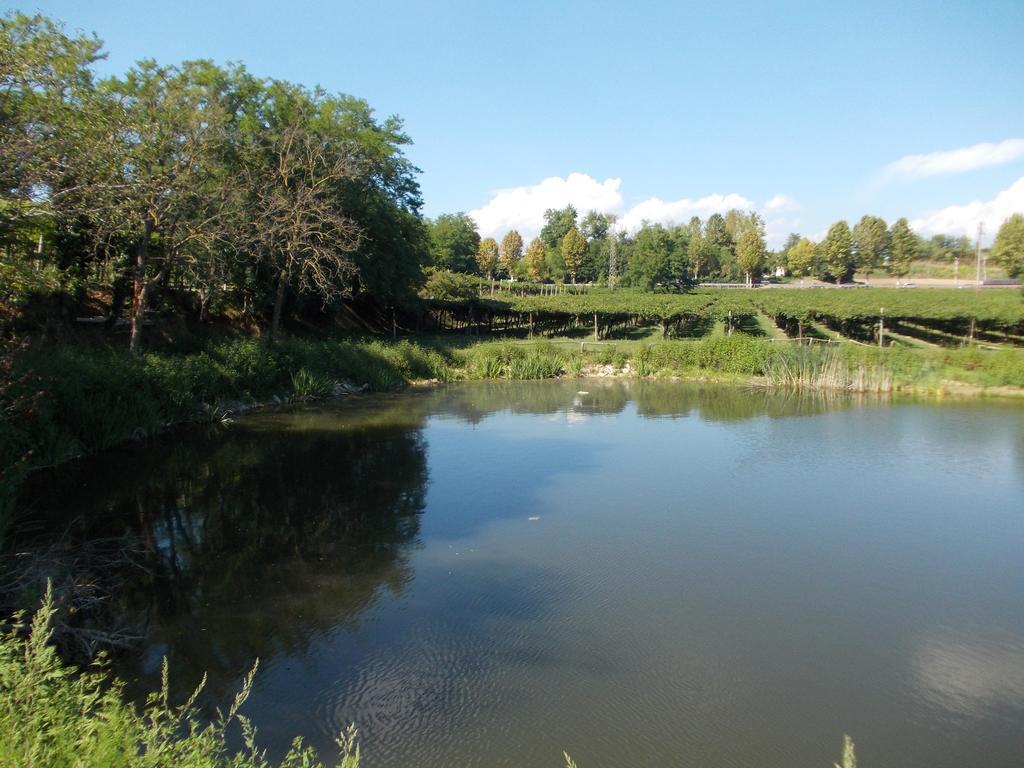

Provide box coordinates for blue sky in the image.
[11,0,1024,244]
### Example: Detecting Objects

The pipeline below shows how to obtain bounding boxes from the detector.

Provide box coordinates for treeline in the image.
[428,209,1024,289]
[0,13,429,351]
[427,207,769,288]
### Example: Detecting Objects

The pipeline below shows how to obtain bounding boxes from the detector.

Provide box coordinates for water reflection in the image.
[428,378,878,423]
[13,381,867,687]
[17,404,429,701]
[9,381,1023,768]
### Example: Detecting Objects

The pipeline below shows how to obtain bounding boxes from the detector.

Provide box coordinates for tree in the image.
[821,220,854,283]
[428,213,479,273]
[1,11,432,345]
[787,238,816,277]
[580,209,612,241]
[705,213,731,250]
[475,237,498,277]
[993,213,1024,277]
[561,227,586,283]
[89,61,234,351]
[625,223,673,290]
[687,216,711,280]
[540,205,577,249]
[888,217,917,281]
[852,215,888,280]
[735,226,766,286]
[499,229,522,277]
[524,237,545,281]
[239,107,363,339]
[782,233,801,255]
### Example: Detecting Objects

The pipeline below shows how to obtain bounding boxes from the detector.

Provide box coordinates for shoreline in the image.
[4,334,1024,525]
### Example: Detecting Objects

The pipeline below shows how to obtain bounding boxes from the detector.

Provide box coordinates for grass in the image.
[0,584,360,768]
[4,337,454,473]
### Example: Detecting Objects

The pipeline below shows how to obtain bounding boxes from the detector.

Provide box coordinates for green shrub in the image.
[291,368,332,400]
[0,585,360,768]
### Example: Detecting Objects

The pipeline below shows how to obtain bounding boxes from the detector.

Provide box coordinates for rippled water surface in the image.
[21,381,1024,767]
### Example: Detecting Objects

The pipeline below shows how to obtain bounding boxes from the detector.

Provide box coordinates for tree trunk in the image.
[271,264,289,339]
[128,217,154,355]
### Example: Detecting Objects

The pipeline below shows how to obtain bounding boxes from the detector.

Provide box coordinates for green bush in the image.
[0,585,360,768]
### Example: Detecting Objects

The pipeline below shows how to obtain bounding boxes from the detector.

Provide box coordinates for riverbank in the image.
[2,334,1023,537]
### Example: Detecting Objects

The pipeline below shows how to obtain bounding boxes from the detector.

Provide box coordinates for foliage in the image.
[835,734,857,768]
[0,337,453,486]
[500,229,523,277]
[428,213,480,274]
[561,228,587,284]
[852,215,889,277]
[787,238,817,277]
[539,206,578,250]
[475,236,499,277]
[1,11,427,348]
[735,225,767,285]
[624,223,689,290]
[291,368,332,400]
[821,221,854,282]
[422,269,480,301]
[459,342,568,380]
[0,585,360,768]
[888,218,917,279]
[525,237,546,281]
[993,212,1024,278]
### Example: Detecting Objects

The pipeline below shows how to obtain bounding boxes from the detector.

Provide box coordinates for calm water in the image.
[18,381,1024,768]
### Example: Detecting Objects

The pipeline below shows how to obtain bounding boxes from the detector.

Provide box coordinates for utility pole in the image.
[975,222,984,290]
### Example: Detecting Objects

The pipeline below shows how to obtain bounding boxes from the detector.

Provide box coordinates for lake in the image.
[18,381,1024,767]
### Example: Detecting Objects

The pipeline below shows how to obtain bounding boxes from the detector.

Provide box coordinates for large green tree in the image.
[888,217,918,281]
[687,216,711,280]
[787,238,816,277]
[735,226,766,286]
[499,229,522,277]
[852,215,888,280]
[475,236,499,277]
[821,220,854,283]
[625,223,673,290]
[428,213,479,273]
[524,237,545,281]
[993,213,1024,278]
[540,205,578,249]
[561,227,587,284]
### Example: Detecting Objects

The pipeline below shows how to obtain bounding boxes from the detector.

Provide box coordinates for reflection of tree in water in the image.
[627,380,869,422]
[17,404,430,702]
[13,381,868,699]
[431,379,862,424]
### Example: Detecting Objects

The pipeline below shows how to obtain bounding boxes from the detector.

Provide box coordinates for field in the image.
[424,286,1024,349]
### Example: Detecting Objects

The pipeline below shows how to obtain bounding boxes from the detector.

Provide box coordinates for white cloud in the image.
[911,175,1024,239]
[616,193,755,234]
[468,173,623,240]
[764,217,802,249]
[468,172,756,240]
[884,138,1024,180]
[764,194,800,212]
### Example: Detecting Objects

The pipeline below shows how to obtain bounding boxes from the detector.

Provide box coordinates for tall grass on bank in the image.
[459,341,572,380]
[0,584,360,768]
[763,347,893,392]
[3,338,453,474]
